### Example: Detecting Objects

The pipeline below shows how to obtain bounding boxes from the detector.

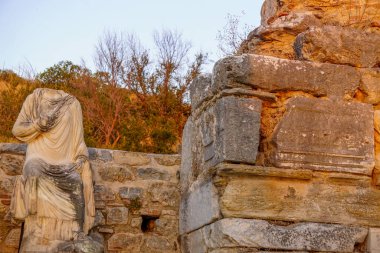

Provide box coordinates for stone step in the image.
[182,218,367,253]
[180,164,380,235]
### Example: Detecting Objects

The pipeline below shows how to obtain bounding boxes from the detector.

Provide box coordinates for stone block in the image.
[295,26,380,68]
[119,187,144,199]
[137,167,170,181]
[359,68,380,104]
[94,210,105,227]
[98,165,133,182]
[0,154,24,176]
[180,117,194,193]
[155,217,178,236]
[190,73,212,110]
[149,183,179,208]
[180,180,221,235]
[94,184,115,201]
[192,96,261,178]
[213,54,360,98]
[184,218,367,252]
[217,164,380,227]
[108,233,142,251]
[141,236,174,252]
[153,155,181,166]
[270,97,374,175]
[366,228,380,252]
[0,143,26,155]
[106,206,129,225]
[88,148,112,162]
[113,150,151,166]
[131,217,142,228]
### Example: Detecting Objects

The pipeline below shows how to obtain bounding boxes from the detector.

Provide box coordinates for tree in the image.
[93,29,207,152]
[36,61,84,90]
[216,12,253,56]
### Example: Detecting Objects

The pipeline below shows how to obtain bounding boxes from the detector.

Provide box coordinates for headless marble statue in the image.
[10,88,98,252]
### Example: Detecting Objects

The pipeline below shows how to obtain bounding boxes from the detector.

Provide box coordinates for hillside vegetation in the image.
[0,31,206,154]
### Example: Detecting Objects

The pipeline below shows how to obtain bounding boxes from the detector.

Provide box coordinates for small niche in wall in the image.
[141,215,159,233]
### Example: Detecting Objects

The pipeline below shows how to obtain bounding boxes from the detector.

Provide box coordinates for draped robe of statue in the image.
[10,88,95,252]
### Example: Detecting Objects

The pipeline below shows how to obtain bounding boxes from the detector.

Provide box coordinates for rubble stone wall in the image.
[0,143,181,253]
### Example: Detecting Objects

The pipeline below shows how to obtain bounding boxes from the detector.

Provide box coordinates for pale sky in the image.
[0,0,263,74]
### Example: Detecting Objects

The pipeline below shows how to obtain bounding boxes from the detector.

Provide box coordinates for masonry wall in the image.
[179,1,380,252]
[0,143,181,253]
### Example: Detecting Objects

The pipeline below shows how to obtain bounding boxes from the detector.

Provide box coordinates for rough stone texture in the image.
[295,25,380,68]
[358,68,380,104]
[108,233,142,251]
[241,0,380,59]
[366,228,380,252]
[190,73,213,111]
[192,96,262,179]
[119,187,144,199]
[106,206,129,225]
[180,117,193,194]
[217,164,380,227]
[183,218,367,252]
[0,154,23,176]
[241,11,322,59]
[270,97,374,174]
[98,164,134,182]
[213,54,361,98]
[137,167,170,181]
[0,143,180,252]
[180,180,221,235]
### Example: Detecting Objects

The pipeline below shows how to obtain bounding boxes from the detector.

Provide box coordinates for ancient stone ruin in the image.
[180,0,380,252]
[1,0,380,252]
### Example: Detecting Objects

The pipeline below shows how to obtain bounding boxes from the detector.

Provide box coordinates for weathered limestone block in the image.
[179,180,221,235]
[217,164,380,226]
[119,187,144,199]
[88,148,113,162]
[112,150,151,166]
[260,0,380,30]
[106,206,128,225]
[183,218,367,252]
[190,74,212,111]
[98,164,134,182]
[180,117,193,194]
[366,228,380,252]
[108,233,142,251]
[0,143,26,155]
[295,26,380,68]
[241,11,321,59]
[141,236,175,252]
[149,182,179,207]
[270,97,374,174]
[213,54,360,98]
[137,167,170,181]
[153,155,181,166]
[192,96,262,178]
[358,68,380,104]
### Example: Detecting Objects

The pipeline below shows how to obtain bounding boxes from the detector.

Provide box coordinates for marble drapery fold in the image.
[10,88,95,251]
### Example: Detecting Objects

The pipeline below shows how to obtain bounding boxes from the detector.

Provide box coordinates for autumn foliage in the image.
[0,30,206,153]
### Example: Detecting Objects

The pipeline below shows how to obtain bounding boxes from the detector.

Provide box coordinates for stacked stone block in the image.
[180,17,380,251]
[0,143,181,253]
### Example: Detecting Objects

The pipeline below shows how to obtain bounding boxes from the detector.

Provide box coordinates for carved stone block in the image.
[270,97,374,175]
[183,218,367,252]
[213,54,360,98]
[192,96,262,179]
